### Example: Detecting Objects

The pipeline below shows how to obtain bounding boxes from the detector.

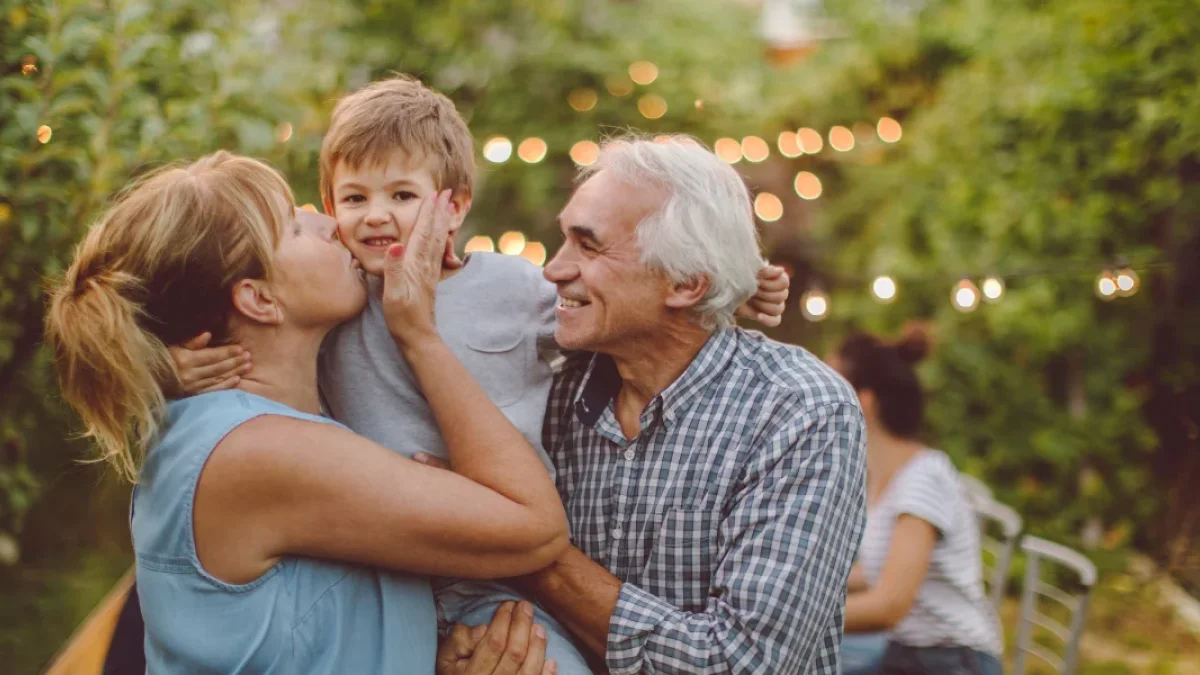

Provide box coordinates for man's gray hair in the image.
[578,135,765,330]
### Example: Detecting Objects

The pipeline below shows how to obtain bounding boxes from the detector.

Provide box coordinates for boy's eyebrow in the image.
[333,178,421,192]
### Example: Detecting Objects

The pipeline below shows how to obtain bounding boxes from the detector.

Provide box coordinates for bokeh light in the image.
[629,61,659,85]
[517,137,548,163]
[877,117,903,143]
[483,136,513,163]
[275,122,293,143]
[801,289,830,322]
[568,88,598,112]
[793,171,823,200]
[465,235,495,253]
[952,279,981,312]
[520,242,547,266]
[797,127,823,153]
[638,94,668,119]
[829,126,855,152]
[754,192,784,222]
[981,276,1005,302]
[1096,270,1118,300]
[36,125,52,143]
[498,231,527,256]
[741,136,770,162]
[570,140,600,166]
[714,138,743,163]
[871,276,897,303]
[778,131,802,158]
[1115,267,1140,297]
[605,73,634,97]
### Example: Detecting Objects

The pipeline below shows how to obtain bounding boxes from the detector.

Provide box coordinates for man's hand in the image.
[166,332,252,396]
[736,264,790,327]
[437,601,558,675]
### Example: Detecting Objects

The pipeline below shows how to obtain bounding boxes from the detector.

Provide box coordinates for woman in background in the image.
[830,327,1002,675]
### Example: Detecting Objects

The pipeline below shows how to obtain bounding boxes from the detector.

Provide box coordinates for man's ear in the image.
[665,274,710,311]
[231,279,284,326]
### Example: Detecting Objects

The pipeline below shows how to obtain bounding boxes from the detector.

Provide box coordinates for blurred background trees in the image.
[2,0,1197,671]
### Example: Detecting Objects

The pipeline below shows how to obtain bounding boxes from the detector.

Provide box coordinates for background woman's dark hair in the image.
[836,323,933,440]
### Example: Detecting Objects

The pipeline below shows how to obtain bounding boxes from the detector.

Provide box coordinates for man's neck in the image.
[235,328,326,416]
[610,322,715,440]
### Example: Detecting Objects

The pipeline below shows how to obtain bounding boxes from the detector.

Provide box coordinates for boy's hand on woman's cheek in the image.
[167,332,252,397]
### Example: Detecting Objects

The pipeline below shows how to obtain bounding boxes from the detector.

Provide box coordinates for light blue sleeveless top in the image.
[132,390,437,674]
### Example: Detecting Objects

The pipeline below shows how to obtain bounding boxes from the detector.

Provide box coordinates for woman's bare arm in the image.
[194,415,568,583]
[844,515,936,632]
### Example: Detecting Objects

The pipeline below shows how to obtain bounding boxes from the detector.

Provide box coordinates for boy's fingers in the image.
[181,332,212,350]
[753,289,789,304]
[197,374,240,394]
[187,351,250,383]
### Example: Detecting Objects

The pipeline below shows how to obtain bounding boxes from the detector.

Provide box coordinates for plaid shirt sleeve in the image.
[606,400,867,675]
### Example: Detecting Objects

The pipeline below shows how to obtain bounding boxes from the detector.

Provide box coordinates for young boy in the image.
[176,76,788,673]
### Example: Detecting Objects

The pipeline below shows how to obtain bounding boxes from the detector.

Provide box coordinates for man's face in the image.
[544,170,672,352]
[327,148,452,276]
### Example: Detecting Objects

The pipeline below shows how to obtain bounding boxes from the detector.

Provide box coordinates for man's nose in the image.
[543,247,576,283]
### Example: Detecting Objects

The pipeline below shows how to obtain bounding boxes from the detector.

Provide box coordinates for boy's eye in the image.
[342,194,365,204]
[393,191,417,201]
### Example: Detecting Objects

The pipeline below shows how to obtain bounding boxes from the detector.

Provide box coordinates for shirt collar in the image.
[572,328,740,429]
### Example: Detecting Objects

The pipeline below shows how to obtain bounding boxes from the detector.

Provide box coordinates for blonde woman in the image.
[45,152,566,674]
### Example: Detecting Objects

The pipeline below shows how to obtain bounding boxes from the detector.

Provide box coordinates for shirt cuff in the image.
[606,582,679,675]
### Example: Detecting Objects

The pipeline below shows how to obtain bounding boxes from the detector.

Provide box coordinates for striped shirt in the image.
[544,327,867,674]
[858,450,1002,656]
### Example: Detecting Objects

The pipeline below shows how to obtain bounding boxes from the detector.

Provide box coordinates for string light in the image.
[517,137,548,163]
[628,61,659,85]
[521,242,547,266]
[465,235,495,253]
[797,127,823,153]
[877,117,903,143]
[952,279,981,312]
[638,94,668,119]
[570,140,600,166]
[36,125,52,143]
[801,288,830,322]
[1115,267,1140,297]
[871,275,897,303]
[778,131,802,158]
[714,138,743,163]
[483,136,513,163]
[498,231,526,256]
[275,122,293,143]
[981,276,1005,303]
[1095,270,1118,300]
[754,192,783,222]
[568,88,598,112]
[794,171,823,200]
[741,136,770,162]
[694,99,704,110]
[829,126,855,152]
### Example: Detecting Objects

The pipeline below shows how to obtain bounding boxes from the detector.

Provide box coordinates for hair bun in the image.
[894,322,933,364]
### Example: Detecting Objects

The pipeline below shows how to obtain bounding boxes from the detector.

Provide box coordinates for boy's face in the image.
[326,148,463,276]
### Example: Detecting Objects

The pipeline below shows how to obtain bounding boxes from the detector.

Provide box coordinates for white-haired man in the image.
[442,136,867,674]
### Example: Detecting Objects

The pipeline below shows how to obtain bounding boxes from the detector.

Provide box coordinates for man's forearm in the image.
[523,546,621,658]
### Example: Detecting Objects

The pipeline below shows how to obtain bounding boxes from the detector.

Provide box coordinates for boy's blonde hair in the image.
[320,76,475,208]
[45,152,293,482]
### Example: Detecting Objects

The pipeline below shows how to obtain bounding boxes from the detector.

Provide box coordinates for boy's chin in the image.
[356,255,387,277]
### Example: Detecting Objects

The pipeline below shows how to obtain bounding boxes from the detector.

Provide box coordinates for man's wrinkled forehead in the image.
[560,169,666,239]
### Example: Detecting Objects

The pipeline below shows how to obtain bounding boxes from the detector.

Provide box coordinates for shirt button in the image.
[624,449,635,461]
[612,527,624,539]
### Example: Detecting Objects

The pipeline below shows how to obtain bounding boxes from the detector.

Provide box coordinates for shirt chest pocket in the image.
[464,327,533,408]
[643,507,719,611]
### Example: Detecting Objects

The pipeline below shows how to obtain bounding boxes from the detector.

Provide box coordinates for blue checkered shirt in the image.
[544,328,867,674]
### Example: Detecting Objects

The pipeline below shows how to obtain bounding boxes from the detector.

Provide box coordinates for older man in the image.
[472,137,867,674]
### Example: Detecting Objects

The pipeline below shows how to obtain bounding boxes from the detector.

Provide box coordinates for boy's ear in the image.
[231,279,284,326]
[449,190,472,232]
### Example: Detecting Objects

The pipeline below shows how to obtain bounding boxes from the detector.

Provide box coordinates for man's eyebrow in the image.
[563,222,601,243]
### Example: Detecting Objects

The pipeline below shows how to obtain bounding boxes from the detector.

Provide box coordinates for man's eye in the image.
[394,191,417,201]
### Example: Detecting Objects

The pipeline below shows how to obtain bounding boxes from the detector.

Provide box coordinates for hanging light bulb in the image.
[801,288,830,322]
[1095,270,1118,301]
[871,275,897,303]
[981,276,1005,303]
[952,279,980,312]
[1115,267,1140,297]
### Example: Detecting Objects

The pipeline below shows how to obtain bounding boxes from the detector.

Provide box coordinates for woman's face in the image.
[272,208,366,329]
